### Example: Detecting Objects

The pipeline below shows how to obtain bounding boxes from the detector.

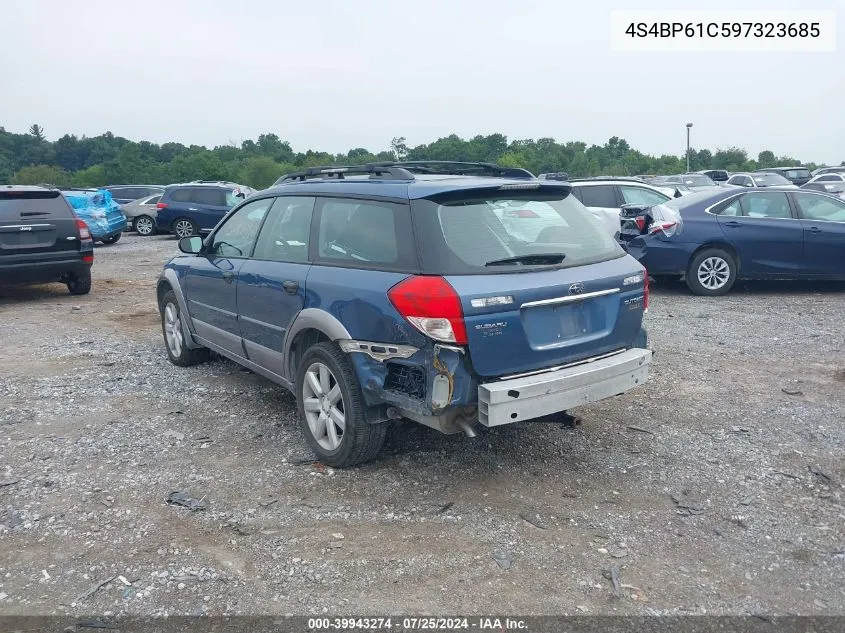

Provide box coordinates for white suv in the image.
[567,178,674,237]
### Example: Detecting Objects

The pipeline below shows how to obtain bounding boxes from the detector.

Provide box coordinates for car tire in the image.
[135,215,156,236]
[296,341,387,468]
[100,233,122,245]
[686,248,736,296]
[160,288,209,367]
[173,218,198,239]
[66,269,92,296]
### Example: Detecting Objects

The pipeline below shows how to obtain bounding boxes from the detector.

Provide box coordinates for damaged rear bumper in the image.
[477,348,652,427]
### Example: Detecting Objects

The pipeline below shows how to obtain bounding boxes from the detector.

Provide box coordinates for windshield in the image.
[680,175,716,187]
[412,189,624,274]
[755,174,791,186]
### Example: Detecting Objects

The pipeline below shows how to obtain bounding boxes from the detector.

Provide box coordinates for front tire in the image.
[173,218,198,239]
[686,248,737,296]
[67,269,92,295]
[296,342,387,468]
[135,215,157,236]
[160,288,209,367]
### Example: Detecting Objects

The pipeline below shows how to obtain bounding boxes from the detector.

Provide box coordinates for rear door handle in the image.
[282,280,299,294]
[723,221,743,227]
[222,271,235,284]
[806,226,823,233]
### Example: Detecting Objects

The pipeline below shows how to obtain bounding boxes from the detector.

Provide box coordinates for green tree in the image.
[29,124,45,141]
[240,156,283,189]
[12,164,70,187]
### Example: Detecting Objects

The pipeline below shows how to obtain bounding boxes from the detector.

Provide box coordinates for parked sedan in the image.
[121,193,162,236]
[725,172,798,189]
[653,173,719,192]
[802,174,845,198]
[619,188,845,296]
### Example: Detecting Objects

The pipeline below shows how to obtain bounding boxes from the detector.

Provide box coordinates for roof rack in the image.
[567,176,645,183]
[374,161,535,179]
[276,161,536,185]
[277,164,416,184]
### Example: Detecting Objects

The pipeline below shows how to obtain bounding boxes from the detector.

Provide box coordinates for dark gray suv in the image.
[0,185,95,295]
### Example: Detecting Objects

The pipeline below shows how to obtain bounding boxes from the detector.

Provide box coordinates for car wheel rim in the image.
[175,221,193,238]
[136,217,153,235]
[697,256,730,290]
[302,362,345,451]
[163,302,183,357]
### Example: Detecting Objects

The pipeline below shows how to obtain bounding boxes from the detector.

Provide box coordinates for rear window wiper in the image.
[485,253,566,267]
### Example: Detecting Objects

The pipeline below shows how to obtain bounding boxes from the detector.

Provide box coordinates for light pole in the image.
[686,122,693,172]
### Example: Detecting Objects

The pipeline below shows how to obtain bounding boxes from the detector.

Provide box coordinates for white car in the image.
[725,173,799,189]
[568,179,674,237]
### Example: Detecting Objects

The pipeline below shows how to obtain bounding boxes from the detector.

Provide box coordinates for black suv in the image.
[0,185,94,295]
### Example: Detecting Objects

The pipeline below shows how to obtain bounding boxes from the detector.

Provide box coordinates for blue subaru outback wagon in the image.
[157,162,652,467]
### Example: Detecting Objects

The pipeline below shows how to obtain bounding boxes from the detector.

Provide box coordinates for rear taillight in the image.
[388,276,467,345]
[156,202,168,209]
[648,220,678,236]
[82,253,94,264]
[76,218,91,240]
[643,269,650,312]
[635,216,646,231]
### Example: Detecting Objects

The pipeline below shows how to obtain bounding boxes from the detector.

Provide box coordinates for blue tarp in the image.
[62,189,121,237]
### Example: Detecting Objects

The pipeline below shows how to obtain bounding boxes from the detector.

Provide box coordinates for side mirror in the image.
[179,236,203,254]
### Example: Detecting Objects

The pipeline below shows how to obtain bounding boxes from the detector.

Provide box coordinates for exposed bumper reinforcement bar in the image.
[477,348,652,427]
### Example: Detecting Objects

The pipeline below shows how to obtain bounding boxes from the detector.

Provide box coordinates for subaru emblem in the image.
[569,282,585,295]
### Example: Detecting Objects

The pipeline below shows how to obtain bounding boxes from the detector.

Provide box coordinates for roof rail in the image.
[277,164,416,184]
[374,161,535,179]
[567,176,644,183]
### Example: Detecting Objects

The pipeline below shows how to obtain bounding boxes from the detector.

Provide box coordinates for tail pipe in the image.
[454,416,478,438]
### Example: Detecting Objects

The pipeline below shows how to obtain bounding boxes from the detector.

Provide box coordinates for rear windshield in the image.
[784,169,810,179]
[680,175,716,187]
[754,174,790,186]
[412,188,624,274]
[0,191,72,221]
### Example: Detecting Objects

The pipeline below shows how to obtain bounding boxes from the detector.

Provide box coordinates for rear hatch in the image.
[0,189,79,262]
[411,185,648,378]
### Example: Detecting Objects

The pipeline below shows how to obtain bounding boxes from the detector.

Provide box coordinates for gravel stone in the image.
[0,235,844,615]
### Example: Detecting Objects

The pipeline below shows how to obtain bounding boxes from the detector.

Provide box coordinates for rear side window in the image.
[412,189,624,274]
[578,185,618,208]
[193,189,226,206]
[0,191,73,220]
[710,197,742,216]
[619,185,669,206]
[168,188,194,202]
[312,198,417,271]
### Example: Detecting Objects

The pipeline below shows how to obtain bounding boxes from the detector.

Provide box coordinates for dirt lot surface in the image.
[1,233,844,617]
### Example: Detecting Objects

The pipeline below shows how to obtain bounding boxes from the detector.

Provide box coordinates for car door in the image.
[182,198,270,357]
[790,192,845,277]
[237,196,316,377]
[576,185,623,236]
[716,191,804,276]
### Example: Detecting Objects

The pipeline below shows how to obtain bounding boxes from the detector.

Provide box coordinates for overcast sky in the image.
[1,0,843,163]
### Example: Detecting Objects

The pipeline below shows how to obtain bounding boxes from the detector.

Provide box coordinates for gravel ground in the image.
[1,233,844,617]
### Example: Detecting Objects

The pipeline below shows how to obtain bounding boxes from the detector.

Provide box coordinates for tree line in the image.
[1,125,841,190]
